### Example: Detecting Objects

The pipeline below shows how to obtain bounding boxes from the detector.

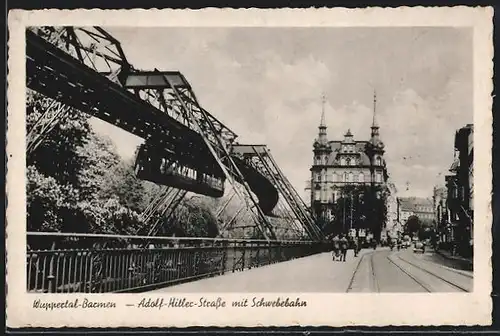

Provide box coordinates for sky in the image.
[89,27,472,200]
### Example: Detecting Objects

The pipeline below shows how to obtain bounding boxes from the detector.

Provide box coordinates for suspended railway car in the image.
[27,29,280,215]
[231,156,279,215]
[134,143,226,198]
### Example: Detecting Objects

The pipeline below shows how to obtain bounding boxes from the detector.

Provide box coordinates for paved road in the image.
[150,248,473,293]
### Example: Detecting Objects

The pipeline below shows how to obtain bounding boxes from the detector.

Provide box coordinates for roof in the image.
[325,140,379,166]
[398,197,433,212]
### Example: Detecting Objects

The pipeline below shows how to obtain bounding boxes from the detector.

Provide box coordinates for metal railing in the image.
[26,232,328,293]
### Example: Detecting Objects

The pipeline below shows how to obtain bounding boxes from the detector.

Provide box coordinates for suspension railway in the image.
[26,26,324,242]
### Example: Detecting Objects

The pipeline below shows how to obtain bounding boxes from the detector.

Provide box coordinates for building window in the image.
[377,157,382,166]
[340,158,346,166]
[349,172,354,182]
[316,174,321,182]
[354,174,359,182]
[332,173,338,182]
[359,173,365,183]
[315,190,320,201]
[376,172,382,183]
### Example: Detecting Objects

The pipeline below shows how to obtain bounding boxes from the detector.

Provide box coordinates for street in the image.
[347,248,472,292]
[151,247,473,293]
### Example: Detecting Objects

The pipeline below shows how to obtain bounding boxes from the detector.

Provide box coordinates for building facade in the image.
[444,124,473,257]
[433,186,450,243]
[397,197,434,225]
[397,199,414,225]
[385,182,400,238]
[308,94,390,238]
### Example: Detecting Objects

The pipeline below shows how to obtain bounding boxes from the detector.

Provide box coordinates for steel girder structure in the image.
[26,26,128,156]
[232,145,324,241]
[140,70,278,241]
[25,26,187,234]
[25,26,280,241]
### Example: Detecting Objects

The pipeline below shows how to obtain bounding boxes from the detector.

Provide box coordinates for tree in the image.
[26,90,92,239]
[26,90,230,242]
[26,165,80,233]
[26,91,147,240]
[405,215,421,237]
[328,184,388,239]
[158,197,219,237]
[76,132,121,200]
[27,91,91,187]
[97,159,146,213]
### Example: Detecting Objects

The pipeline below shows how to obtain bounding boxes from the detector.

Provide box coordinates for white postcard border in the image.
[7,7,493,327]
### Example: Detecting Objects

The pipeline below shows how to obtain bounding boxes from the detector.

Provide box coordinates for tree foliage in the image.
[405,215,421,236]
[27,91,91,187]
[26,165,80,233]
[97,158,146,213]
[328,184,389,239]
[157,197,219,238]
[26,91,221,245]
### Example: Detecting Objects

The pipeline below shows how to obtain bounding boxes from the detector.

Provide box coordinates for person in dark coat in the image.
[340,235,348,262]
[332,235,340,261]
[352,237,359,257]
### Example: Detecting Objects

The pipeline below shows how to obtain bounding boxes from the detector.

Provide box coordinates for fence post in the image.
[241,241,246,271]
[232,243,237,273]
[248,242,253,270]
[46,242,56,293]
[220,241,227,275]
[256,242,261,267]
[128,253,135,290]
[268,241,272,264]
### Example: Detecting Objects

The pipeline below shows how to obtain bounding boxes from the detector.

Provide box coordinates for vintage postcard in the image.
[6,7,493,327]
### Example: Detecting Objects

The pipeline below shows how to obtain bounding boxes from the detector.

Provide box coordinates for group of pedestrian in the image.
[331,234,361,262]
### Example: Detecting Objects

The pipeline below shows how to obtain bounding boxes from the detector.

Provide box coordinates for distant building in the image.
[444,124,473,257]
[397,199,414,224]
[385,182,400,237]
[307,93,390,238]
[433,186,450,243]
[398,197,434,225]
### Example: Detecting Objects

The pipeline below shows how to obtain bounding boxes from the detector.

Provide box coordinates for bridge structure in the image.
[25,26,326,293]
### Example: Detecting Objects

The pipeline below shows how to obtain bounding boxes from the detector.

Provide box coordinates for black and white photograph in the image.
[7,7,492,328]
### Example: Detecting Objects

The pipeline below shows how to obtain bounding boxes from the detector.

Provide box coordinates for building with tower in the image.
[308,93,390,239]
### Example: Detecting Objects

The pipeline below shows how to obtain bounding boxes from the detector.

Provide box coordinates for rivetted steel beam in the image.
[231,144,268,156]
[26,30,222,177]
[27,28,285,240]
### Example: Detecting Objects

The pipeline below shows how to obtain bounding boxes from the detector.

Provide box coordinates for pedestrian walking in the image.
[332,235,340,261]
[352,237,359,257]
[340,235,348,262]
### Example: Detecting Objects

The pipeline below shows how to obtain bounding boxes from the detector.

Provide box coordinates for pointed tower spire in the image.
[317,93,328,145]
[320,93,326,127]
[371,89,380,138]
[372,90,378,127]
